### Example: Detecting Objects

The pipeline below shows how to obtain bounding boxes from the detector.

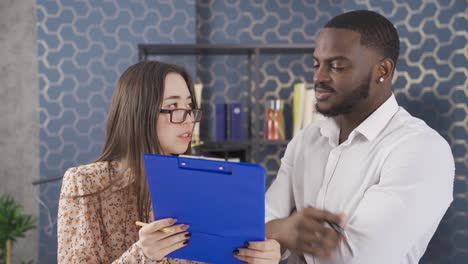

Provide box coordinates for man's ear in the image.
[376,58,395,83]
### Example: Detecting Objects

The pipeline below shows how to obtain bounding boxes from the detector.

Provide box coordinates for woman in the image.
[57,61,280,263]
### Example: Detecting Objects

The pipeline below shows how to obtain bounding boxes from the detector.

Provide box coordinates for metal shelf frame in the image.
[139,43,314,162]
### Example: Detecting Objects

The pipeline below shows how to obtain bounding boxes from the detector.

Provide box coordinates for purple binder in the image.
[214,103,226,142]
[228,103,243,141]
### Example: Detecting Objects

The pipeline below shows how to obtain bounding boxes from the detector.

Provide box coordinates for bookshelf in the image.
[138,44,314,162]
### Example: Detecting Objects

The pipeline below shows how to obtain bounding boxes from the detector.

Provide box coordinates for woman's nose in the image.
[183,111,195,124]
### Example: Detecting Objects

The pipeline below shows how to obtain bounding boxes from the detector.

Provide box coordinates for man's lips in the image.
[314,87,335,100]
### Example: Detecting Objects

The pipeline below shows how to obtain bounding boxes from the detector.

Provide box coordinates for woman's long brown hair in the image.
[96,61,196,222]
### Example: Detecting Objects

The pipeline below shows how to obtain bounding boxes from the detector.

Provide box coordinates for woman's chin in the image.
[169,145,190,155]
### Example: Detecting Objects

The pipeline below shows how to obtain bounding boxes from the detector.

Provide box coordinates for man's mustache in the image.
[314,84,336,93]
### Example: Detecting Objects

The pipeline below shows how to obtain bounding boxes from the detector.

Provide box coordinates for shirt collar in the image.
[354,94,399,141]
[319,117,340,146]
[319,94,399,143]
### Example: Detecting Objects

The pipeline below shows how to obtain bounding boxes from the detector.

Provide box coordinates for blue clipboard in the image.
[143,154,266,264]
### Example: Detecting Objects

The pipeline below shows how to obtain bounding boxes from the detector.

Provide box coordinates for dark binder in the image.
[214,103,226,141]
[143,154,266,264]
[228,103,243,141]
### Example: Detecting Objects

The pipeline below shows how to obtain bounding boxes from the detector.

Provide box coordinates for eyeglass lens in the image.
[172,109,201,123]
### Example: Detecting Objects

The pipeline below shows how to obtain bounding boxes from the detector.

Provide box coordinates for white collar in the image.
[319,94,399,144]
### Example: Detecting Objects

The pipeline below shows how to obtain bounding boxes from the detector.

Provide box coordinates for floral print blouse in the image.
[57,161,204,263]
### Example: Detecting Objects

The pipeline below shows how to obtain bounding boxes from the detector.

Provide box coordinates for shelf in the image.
[139,44,314,57]
[140,43,308,162]
[194,139,290,152]
[194,141,250,152]
[257,140,290,146]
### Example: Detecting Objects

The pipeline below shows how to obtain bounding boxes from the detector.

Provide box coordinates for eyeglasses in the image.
[159,109,202,124]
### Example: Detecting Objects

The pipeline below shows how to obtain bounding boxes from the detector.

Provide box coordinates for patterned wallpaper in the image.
[36,0,196,262]
[37,0,466,263]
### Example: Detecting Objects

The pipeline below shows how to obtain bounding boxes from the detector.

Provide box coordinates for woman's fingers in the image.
[158,231,191,248]
[246,239,280,252]
[138,218,192,259]
[235,254,275,264]
[157,236,190,259]
[162,223,189,233]
[155,223,189,240]
[140,231,191,260]
[235,247,279,259]
[234,239,281,263]
[140,218,177,234]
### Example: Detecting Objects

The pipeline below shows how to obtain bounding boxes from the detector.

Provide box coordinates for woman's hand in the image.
[234,239,281,263]
[137,218,190,261]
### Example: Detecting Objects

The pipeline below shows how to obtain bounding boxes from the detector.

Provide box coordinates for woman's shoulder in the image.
[61,161,120,197]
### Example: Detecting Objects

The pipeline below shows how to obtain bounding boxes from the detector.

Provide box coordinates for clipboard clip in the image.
[178,157,233,175]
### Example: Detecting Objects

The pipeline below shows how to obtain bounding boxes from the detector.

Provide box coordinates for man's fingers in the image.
[298,229,340,257]
[297,216,325,234]
[302,208,342,224]
[141,218,177,234]
[299,227,341,245]
[300,241,332,258]
[300,226,339,243]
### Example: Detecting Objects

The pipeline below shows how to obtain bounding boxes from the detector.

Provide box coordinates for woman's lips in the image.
[177,132,192,142]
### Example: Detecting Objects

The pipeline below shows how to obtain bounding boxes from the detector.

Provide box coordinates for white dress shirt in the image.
[265,95,454,264]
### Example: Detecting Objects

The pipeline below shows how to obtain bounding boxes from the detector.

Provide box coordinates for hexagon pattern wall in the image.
[37,0,466,263]
[198,1,467,263]
[37,0,196,262]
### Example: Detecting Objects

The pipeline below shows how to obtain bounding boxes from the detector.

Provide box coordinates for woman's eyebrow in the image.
[163,95,181,100]
[163,95,192,100]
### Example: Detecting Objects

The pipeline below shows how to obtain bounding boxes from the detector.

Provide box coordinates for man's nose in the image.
[313,66,331,85]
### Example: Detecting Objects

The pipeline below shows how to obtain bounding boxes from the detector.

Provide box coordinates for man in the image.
[265,10,454,264]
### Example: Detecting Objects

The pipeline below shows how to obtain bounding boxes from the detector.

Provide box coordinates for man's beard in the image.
[315,75,371,117]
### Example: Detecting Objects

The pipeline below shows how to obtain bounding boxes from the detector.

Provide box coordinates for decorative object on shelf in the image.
[264,99,285,140]
[0,194,36,264]
[293,82,323,137]
[191,82,204,147]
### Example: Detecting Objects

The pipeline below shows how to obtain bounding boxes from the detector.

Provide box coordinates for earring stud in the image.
[379,77,384,83]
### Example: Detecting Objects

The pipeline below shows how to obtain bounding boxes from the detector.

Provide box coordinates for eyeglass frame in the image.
[159,108,203,124]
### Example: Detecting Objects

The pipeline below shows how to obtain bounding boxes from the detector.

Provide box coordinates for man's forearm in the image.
[266,218,289,254]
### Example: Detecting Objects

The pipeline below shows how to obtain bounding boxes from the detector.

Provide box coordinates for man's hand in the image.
[266,208,344,257]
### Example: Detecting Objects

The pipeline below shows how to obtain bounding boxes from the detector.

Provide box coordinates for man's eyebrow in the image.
[313,56,351,62]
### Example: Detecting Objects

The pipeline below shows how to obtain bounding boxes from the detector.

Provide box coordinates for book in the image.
[293,82,323,136]
[227,103,243,141]
[302,85,316,128]
[192,83,203,146]
[214,103,226,142]
[293,83,306,137]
